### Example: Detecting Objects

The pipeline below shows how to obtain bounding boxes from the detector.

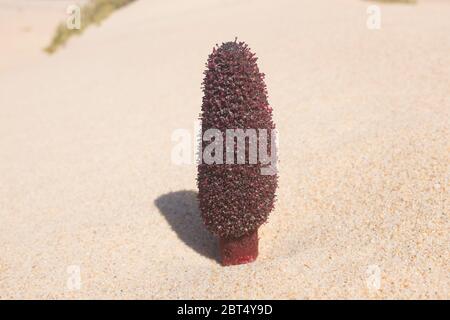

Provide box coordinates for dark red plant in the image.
[197,39,277,266]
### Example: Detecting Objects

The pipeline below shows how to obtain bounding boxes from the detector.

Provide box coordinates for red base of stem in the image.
[219,230,259,266]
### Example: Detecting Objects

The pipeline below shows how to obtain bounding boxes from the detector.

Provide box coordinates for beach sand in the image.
[0,0,448,299]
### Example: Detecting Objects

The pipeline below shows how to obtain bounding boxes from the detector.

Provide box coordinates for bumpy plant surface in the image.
[198,40,277,240]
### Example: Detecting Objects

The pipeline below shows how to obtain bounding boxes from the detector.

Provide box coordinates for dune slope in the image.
[0,0,448,299]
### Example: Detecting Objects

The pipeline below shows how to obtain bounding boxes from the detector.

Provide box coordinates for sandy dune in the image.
[0,0,449,299]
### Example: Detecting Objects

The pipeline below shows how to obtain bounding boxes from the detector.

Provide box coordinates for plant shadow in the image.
[154,190,219,263]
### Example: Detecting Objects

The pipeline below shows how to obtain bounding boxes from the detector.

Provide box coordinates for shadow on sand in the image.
[154,190,219,263]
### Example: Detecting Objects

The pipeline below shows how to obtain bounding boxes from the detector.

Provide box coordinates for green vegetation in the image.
[45,0,136,54]
[367,0,417,3]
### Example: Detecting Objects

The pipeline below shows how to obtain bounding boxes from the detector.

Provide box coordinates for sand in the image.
[0,0,448,299]
[0,0,89,72]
